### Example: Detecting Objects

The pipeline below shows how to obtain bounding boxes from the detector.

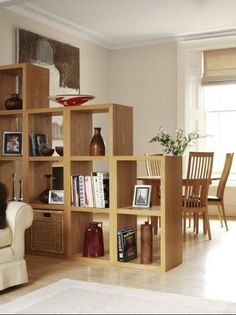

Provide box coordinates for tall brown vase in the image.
[89,127,105,156]
[141,221,153,264]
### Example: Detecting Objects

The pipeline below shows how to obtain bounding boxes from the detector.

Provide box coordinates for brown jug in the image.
[5,93,22,110]
[83,222,104,257]
[89,127,105,156]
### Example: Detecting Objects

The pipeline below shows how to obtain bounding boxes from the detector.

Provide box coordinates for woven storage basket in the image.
[31,209,64,254]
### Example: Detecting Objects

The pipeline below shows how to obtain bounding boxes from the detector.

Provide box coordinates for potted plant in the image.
[149,127,202,156]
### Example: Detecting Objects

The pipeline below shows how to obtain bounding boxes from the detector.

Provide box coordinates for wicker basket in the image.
[31,209,64,254]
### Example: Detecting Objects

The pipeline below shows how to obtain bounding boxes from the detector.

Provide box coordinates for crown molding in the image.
[7,3,113,49]
[6,3,236,50]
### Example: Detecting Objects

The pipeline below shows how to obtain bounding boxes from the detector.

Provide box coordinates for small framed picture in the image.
[34,133,49,156]
[48,190,64,204]
[3,131,22,155]
[132,185,152,208]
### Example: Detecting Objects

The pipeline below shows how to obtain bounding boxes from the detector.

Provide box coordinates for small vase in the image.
[5,93,22,110]
[89,127,105,156]
[39,174,53,204]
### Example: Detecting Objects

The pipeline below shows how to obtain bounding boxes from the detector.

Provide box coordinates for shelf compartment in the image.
[70,160,110,209]
[70,211,110,262]
[27,161,55,203]
[116,214,161,268]
[0,160,23,201]
[0,63,49,110]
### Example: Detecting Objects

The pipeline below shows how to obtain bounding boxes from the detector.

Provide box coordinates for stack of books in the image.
[117,227,137,262]
[71,171,109,208]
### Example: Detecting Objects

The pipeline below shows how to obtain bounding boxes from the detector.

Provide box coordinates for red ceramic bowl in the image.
[49,94,95,106]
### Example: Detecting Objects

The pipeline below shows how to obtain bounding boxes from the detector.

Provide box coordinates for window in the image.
[202,83,236,181]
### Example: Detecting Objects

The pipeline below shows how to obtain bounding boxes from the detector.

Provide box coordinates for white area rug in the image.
[0,278,236,314]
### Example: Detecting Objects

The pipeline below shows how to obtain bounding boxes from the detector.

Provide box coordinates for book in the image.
[91,171,109,208]
[78,175,86,207]
[84,176,94,207]
[91,173,101,208]
[29,132,37,156]
[117,227,137,262]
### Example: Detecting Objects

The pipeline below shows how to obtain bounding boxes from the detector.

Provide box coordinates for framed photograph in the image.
[3,131,22,155]
[48,190,64,204]
[132,185,152,208]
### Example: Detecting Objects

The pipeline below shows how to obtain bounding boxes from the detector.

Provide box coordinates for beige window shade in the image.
[202,48,236,84]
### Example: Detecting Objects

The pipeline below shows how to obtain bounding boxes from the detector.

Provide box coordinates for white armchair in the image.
[0,201,33,291]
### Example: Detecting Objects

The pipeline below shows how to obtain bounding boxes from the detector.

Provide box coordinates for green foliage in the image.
[149,128,202,156]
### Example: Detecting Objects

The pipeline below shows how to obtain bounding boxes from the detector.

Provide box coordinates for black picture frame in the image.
[30,133,49,156]
[3,131,22,155]
[132,185,152,208]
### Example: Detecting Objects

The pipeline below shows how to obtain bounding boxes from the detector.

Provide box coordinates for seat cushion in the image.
[0,227,12,248]
[208,195,221,201]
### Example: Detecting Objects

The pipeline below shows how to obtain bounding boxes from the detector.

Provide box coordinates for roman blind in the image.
[202,47,236,84]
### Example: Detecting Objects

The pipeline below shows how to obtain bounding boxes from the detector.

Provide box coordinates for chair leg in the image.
[220,203,228,231]
[203,211,211,240]
[194,213,199,234]
[216,205,224,228]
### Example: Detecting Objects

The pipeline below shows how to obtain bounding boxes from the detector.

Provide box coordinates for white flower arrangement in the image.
[149,128,202,156]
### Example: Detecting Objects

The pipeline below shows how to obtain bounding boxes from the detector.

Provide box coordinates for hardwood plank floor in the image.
[1,218,236,304]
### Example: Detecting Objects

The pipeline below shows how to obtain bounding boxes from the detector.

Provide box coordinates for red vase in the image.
[83,222,104,257]
[89,127,105,156]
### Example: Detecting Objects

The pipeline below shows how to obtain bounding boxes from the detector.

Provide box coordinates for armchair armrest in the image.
[6,201,33,259]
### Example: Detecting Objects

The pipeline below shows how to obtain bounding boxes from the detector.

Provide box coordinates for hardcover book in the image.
[117,227,137,262]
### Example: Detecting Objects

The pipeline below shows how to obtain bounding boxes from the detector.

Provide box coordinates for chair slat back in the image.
[186,152,214,180]
[217,153,234,199]
[145,153,162,176]
[183,179,210,209]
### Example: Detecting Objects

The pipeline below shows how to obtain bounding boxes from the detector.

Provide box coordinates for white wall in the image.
[110,43,177,154]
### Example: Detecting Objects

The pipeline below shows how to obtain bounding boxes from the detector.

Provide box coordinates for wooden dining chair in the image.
[185,151,214,231]
[186,151,214,180]
[208,153,234,231]
[182,178,211,240]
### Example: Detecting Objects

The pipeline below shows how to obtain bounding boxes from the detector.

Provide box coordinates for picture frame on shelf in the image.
[30,133,49,156]
[2,131,22,155]
[48,190,64,204]
[132,185,152,208]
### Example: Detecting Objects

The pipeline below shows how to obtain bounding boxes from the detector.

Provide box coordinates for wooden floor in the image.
[1,218,236,305]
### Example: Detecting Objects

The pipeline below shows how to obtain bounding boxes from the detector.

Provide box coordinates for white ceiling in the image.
[2,0,236,48]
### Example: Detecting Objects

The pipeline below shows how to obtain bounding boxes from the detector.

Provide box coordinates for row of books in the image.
[71,171,109,208]
[117,227,137,262]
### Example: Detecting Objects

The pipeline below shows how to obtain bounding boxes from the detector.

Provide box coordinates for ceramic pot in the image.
[5,93,22,110]
[89,127,105,156]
